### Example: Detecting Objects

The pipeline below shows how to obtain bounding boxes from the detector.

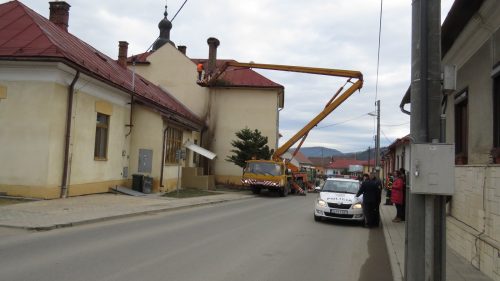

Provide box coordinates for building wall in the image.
[133,44,209,119]
[0,63,132,198]
[442,1,500,280]
[447,166,500,281]
[210,88,280,185]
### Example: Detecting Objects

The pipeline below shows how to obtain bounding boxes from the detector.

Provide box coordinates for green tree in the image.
[226,128,274,168]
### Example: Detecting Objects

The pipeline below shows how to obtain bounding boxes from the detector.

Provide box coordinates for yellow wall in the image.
[134,44,209,118]
[209,88,280,183]
[0,81,65,189]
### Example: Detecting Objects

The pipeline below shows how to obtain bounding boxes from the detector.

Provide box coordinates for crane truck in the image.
[204,62,364,197]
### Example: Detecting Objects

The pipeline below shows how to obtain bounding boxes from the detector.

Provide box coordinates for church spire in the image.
[152,1,174,51]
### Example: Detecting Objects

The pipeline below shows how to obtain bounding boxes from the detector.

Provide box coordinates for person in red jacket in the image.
[391,170,404,222]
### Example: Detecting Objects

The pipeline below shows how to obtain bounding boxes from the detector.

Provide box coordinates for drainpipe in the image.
[60,71,80,198]
[160,126,168,189]
[125,59,136,137]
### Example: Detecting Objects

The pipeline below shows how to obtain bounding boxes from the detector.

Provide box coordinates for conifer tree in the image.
[226,128,273,168]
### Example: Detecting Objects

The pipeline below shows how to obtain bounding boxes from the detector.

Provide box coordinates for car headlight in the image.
[353,203,362,209]
[317,199,327,207]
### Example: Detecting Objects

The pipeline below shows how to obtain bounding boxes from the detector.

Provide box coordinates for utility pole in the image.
[407,0,444,280]
[367,146,371,172]
[375,100,381,175]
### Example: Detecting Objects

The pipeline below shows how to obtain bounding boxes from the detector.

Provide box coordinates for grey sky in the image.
[6,0,454,152]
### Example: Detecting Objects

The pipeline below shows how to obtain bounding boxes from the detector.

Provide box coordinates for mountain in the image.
[297,146,388,161]
[293,147,344,158]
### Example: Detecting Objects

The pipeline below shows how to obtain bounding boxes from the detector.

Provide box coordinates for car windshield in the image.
[321,180,359,194]
[245,162,281,176]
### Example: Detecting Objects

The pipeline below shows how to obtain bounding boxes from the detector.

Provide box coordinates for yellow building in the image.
[0,1,204,198]
[129,8,284,185]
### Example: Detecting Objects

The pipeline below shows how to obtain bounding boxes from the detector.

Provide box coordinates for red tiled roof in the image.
[128,52,283,89]
[0,1,203,128]
[193,59,283,89]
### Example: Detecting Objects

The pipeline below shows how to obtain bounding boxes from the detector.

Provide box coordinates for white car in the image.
[314,178,364,223]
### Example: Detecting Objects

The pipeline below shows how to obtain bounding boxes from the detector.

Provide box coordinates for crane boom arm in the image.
[206,61,363,161]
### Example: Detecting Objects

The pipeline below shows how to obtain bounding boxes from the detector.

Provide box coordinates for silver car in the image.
[314,178,364,223]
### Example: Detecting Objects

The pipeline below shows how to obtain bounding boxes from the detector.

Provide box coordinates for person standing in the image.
[384,173,393,205]
[356,173,380,227]
[391,170,404,222]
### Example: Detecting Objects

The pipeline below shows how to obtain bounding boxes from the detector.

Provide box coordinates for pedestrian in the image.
[356,173,379,227]
[391,170,404,222]
[371,173,382,226]
[399,168,407,221]
[384,173,393,205]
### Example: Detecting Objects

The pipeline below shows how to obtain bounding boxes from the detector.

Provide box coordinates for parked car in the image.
[314,177,364,223]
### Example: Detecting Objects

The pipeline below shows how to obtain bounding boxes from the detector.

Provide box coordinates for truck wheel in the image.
[280,183,289,197]
[251,186,261,194]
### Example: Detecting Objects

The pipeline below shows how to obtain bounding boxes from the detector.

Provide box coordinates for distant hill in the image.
[297,146,388,161]
[292,147,343,158]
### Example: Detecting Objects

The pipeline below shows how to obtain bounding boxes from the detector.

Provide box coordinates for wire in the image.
[381,122,410,127]
[317,112,372,129]
[380,129,393,144]
[375,0,383,103]
[171,0,189,22]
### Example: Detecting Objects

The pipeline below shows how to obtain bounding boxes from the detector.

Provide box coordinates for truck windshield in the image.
[322,181,359,194]
[245,162,281,176]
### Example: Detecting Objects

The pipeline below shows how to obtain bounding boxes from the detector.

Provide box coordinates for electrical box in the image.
[410,143,455,195]
[138,149,153,173]
[443,65,456,92]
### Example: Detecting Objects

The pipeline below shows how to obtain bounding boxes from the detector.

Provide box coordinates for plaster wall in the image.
[133,44,208,118]
[209,88,279,184]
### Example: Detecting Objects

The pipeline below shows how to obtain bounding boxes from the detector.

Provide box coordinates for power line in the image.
[374,0,383,103]
[381,121,410,127]
[171,0,189,22]
[317,112,372,129]
[380,129,393,144]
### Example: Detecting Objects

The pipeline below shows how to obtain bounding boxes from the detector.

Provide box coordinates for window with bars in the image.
[165,127,183,164]
[94,113,109,160]
[454,90,468,165]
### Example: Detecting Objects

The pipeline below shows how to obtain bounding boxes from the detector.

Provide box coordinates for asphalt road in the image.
[0,193,392,281]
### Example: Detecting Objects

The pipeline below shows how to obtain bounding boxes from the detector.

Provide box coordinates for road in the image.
[0,193,392,281]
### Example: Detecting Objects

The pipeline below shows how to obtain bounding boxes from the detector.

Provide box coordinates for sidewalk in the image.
[0,191,253,231]
[379,202,493,281]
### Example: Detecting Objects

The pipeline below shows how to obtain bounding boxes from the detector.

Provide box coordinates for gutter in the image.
[60,70,80,198]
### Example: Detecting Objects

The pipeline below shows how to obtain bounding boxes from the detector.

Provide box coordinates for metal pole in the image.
[367,146,371,172]
[375,100,381,176]
[407,0,444,280]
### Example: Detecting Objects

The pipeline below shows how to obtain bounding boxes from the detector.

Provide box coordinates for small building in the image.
[0,1,204,198]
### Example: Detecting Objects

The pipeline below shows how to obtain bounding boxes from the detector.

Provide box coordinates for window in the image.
[165,127,182,164]
[454,90,468,164]
[494,75,500,148]
[94,113,109,160]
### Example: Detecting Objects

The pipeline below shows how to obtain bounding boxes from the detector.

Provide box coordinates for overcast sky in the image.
[8,0,454,153]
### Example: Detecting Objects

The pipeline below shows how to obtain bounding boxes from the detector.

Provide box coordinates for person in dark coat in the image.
[356,173,380,227]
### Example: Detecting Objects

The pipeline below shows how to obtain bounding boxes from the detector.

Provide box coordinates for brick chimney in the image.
[118,41,129,68]
[177,45,187,55]
[207,37,220,75]
[49,1,71,32]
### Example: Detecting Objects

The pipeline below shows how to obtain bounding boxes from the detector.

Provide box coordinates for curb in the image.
[380,207,404,281]
[0,196,254,231]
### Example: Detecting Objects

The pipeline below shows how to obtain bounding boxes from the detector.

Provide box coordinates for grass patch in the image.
[163,188,221,199]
